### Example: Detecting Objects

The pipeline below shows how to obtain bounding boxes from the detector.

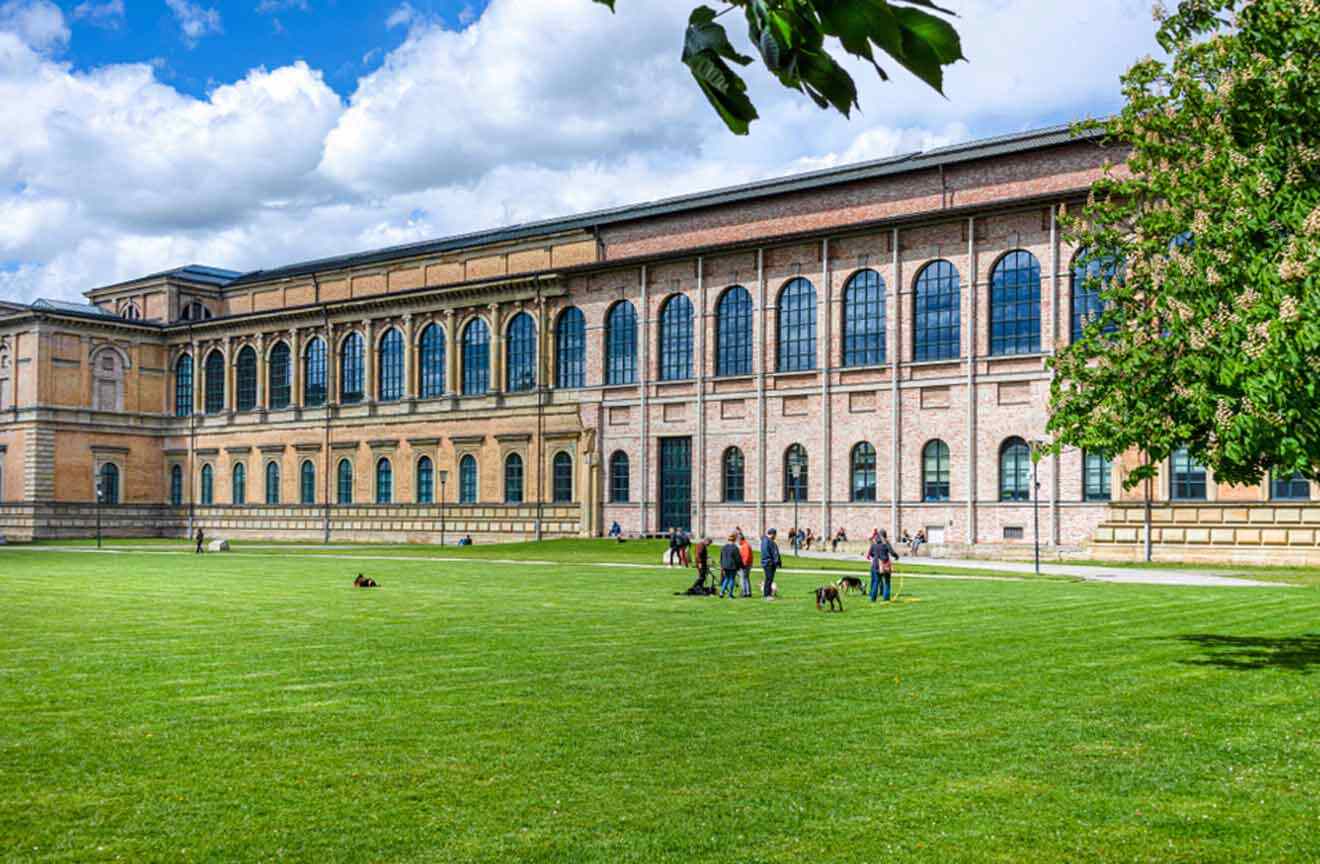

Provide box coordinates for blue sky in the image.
[0,0,1161,304]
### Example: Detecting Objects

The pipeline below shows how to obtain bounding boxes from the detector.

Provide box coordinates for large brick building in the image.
[1,124,1316,563]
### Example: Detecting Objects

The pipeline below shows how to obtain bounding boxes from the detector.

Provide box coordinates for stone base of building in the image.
[1086,503,1320,566]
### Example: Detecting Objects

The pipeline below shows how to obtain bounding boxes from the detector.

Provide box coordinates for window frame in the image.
[459,454,478,504]
[715,286,753,377]
[337,458,354,505]
[505,312,537,393]
[174,354,193,417]
[658,293,694,382]
[554,307,585,389]
[552,451,573,503]
[300,460,316,505]
[418,323,446,399]
[605,301,638,386]
[922,440,950,502]
[1083,450,1112,502]
[1170,448,1208,501]
[268,342,291,410]
[608,451,630,503]
[850,441,877,502]
[783,444,809,502]
[265,460,280,505]
[999,437,1032,502]
[339,332,365,404]
[378,329,404,402]
[722,446,745,503]
[204,350,225,414]
[776,278,817,373]
[462,318,491,396]
[913,260,961,362]
[303,337,327,407]
[504,453,524,504]
[842,270,886,368]
[416,456,434,504]
[988,250,1042,357]
[375,458,393,504]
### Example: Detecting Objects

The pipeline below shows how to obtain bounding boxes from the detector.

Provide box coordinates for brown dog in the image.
[814,585,843,612]
[353,573,378,588]
[836,575,865,594]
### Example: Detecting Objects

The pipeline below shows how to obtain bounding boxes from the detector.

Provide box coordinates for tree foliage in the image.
[1048,0,1320,488]
[591,0,965,134]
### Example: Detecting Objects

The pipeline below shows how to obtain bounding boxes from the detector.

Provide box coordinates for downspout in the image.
[318,279,332,544]
[187,320,195,540]
[534,275,544,541]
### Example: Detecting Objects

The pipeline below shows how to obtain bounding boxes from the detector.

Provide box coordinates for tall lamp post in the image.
[439,469,449,547]
[95,477,103,550]
[789,459,802,557]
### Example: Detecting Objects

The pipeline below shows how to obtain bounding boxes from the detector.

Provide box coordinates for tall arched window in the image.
[552,451,573,503]
[459,454,478,504]
[416,456,434,504]
[462,318,491,396]
[609,451,630,503]
[204,349,225,414]
[1084,450,1112,502]
[843,270,886,367]
[200,464,214,505]
[505,312,536,392]
[95,462,118,504]
[850,442,877,502]
[235,346,258,411]
[715,286,753,377]
[999,437,1031,501]
[504,453,524,503]
[777,278,817,372]
[303,337,327,407]
[268,343,291,410]
[378,329,404,402]
[376,458,393,504]
[300,460,316,505]
[922,440,950,502]
[658,294,694,381]
[337,458,354,504]
[174,354,193,417]
[232,463,247,505]
[913,261,961,361]
[989,251,1042,356]
[605,301,637,385]
[1071,250,1120,343]
[340,332,364,404]
[265,461,281,505]
[555,307,585,389]
[170,464,183,507]
[783,444,808,501]
[418,323,446,398]
[722,447,744,503]
[1171,448,1207,501]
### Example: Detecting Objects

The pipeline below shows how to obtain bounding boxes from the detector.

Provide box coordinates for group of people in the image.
[899,529,927,556]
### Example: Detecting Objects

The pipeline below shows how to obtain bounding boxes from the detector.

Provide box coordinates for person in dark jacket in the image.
[866,530,900,602]
[760,528,782,599]
[693,537,712,590]
[719,533,742,599]
[195,527,205,554]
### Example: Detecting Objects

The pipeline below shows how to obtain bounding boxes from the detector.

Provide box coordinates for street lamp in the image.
[439,469,449,547]
[789,459,803,556]
[94,477,103,550]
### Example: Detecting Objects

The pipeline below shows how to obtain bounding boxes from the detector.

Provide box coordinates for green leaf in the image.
[590,0,615,11]
[890,6,966,94]
[682,5,758,135]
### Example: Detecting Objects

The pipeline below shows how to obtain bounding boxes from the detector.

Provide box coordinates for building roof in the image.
[29,298,118,319]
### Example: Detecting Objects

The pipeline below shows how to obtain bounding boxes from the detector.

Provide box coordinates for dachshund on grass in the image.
[814,585,843,612]
[836,575,865,595]
[353,574,378,588]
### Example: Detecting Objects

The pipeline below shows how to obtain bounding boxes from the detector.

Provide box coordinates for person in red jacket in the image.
[737,533,754,597]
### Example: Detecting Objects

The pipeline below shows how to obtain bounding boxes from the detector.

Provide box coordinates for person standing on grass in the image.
[693,536,712,591]
[719,533,741,599]
[737,532,754,597]
[195,527,205,554]
[867,529,900,603]
[761,528,781,599]
[667,527,680,566]
[679,529,691,567]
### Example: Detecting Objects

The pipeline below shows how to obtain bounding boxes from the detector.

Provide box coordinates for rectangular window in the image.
[1084,451,1112,502]
[1271,471,1311,501]
[1171,449,1207,501]
[1003,526,1024,540]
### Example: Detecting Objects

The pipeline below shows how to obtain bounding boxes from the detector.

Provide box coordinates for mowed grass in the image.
[1,548,1317,863]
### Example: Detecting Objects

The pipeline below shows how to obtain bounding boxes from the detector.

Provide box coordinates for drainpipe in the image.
[534,275,544,542]
[319,283,332,544]
[187,320,195,540]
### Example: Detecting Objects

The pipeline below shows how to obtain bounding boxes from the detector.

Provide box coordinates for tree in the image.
[1048,0,1320,490]
[591,1,965,135]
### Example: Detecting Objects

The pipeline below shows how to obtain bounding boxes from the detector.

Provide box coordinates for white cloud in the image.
[164,0,221,46]
[71,0,124,29]
[0,0,68,51]
[384,2,415,30]
[256,0,307,13]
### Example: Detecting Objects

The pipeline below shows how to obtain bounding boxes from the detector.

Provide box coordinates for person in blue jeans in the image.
[867,530,900,602]
[719,533,742,598]
[760,528,782,599]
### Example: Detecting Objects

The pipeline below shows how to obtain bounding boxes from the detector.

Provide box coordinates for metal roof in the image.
[30,298,118,318]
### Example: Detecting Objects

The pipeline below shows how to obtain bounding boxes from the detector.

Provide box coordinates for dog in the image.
[759,579,779,598]
[836,575,865,594]
[353,573,378,588]
[814,585,843,612]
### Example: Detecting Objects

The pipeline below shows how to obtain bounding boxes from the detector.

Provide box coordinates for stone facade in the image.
[0,125,1313,561]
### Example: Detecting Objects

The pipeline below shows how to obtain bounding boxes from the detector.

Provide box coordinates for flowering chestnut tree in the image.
[1048,0,1320,488]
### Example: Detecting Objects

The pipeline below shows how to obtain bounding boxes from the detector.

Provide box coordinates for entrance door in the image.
[659,437,692,532]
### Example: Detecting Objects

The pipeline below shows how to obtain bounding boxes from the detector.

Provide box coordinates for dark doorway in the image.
[659,437,692,532]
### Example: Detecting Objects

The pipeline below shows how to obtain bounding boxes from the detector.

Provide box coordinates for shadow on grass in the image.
[1173,633,1320,673]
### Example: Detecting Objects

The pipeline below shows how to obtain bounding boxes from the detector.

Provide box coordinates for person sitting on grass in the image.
[609,521,624,542]
[458,533,473,546]
[831,527,847,552]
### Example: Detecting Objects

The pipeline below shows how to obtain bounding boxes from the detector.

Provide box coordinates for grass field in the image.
[2,545,1318,863]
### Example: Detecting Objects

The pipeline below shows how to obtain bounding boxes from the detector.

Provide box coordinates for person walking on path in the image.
[867,530,900,602]
[195,527,205,554]
[719,533,741,598]
[760,528,782,599]
[737,533,754,597]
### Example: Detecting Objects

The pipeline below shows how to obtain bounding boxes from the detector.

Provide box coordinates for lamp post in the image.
[789,459,802,556]
[439,469,449,547]
[95,477,103,550]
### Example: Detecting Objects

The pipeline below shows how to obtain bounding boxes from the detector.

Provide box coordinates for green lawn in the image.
[2,547,1317,863]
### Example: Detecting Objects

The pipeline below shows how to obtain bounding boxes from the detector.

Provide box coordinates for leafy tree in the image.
[591,1,965,134]
[1048,0,1320,489]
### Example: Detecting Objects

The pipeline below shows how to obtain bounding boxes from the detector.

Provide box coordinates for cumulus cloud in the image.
[71,0,124,29]
[0,0,68,51]
[165,0,221,46]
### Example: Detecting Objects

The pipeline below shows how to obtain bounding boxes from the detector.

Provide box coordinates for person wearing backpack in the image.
[867,529,900,602]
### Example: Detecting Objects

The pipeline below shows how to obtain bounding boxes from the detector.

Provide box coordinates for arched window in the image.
[265,461,280,505]
[842,270,886,367]
[174,354,193,417]
[777,278,817,373]
[459,454,478,504]
[850,442,877,502]
[232,463,247,505]
[1071,250,1121,343]
[462,318,490,396]
[376,458,393,504]
[609,451,630,503]
[180,301,212,321]
[98,463,119,504]
[555,307,585,388]
[300,460,316,505]
[605,301,637,385]
[416,456,434,504]
[235,346,258,411]
[715,286,753,377]
[783,444,808,502]
[200,464,214,505]
[268,343,291,410]
[303,338,327,407]
[999,437,1032,501]
[722,447,744,503]
[504,453,524,503]
[913,261,961,361]
[340,332,364,404]
[204,350,225,414]
[378,329,404,402]
[552,451,573,503]
[1171,448,1207,501]
[1084,451,1112,502]
[418,324,445,398]
[989,251,1042,356]
[1271,471,1310,501]
[120,303,142,321]
[505,312,536,392]
[922,440,950,502]
[337,458,354,504]
[170,465,183,507]
[658,294,694,381]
